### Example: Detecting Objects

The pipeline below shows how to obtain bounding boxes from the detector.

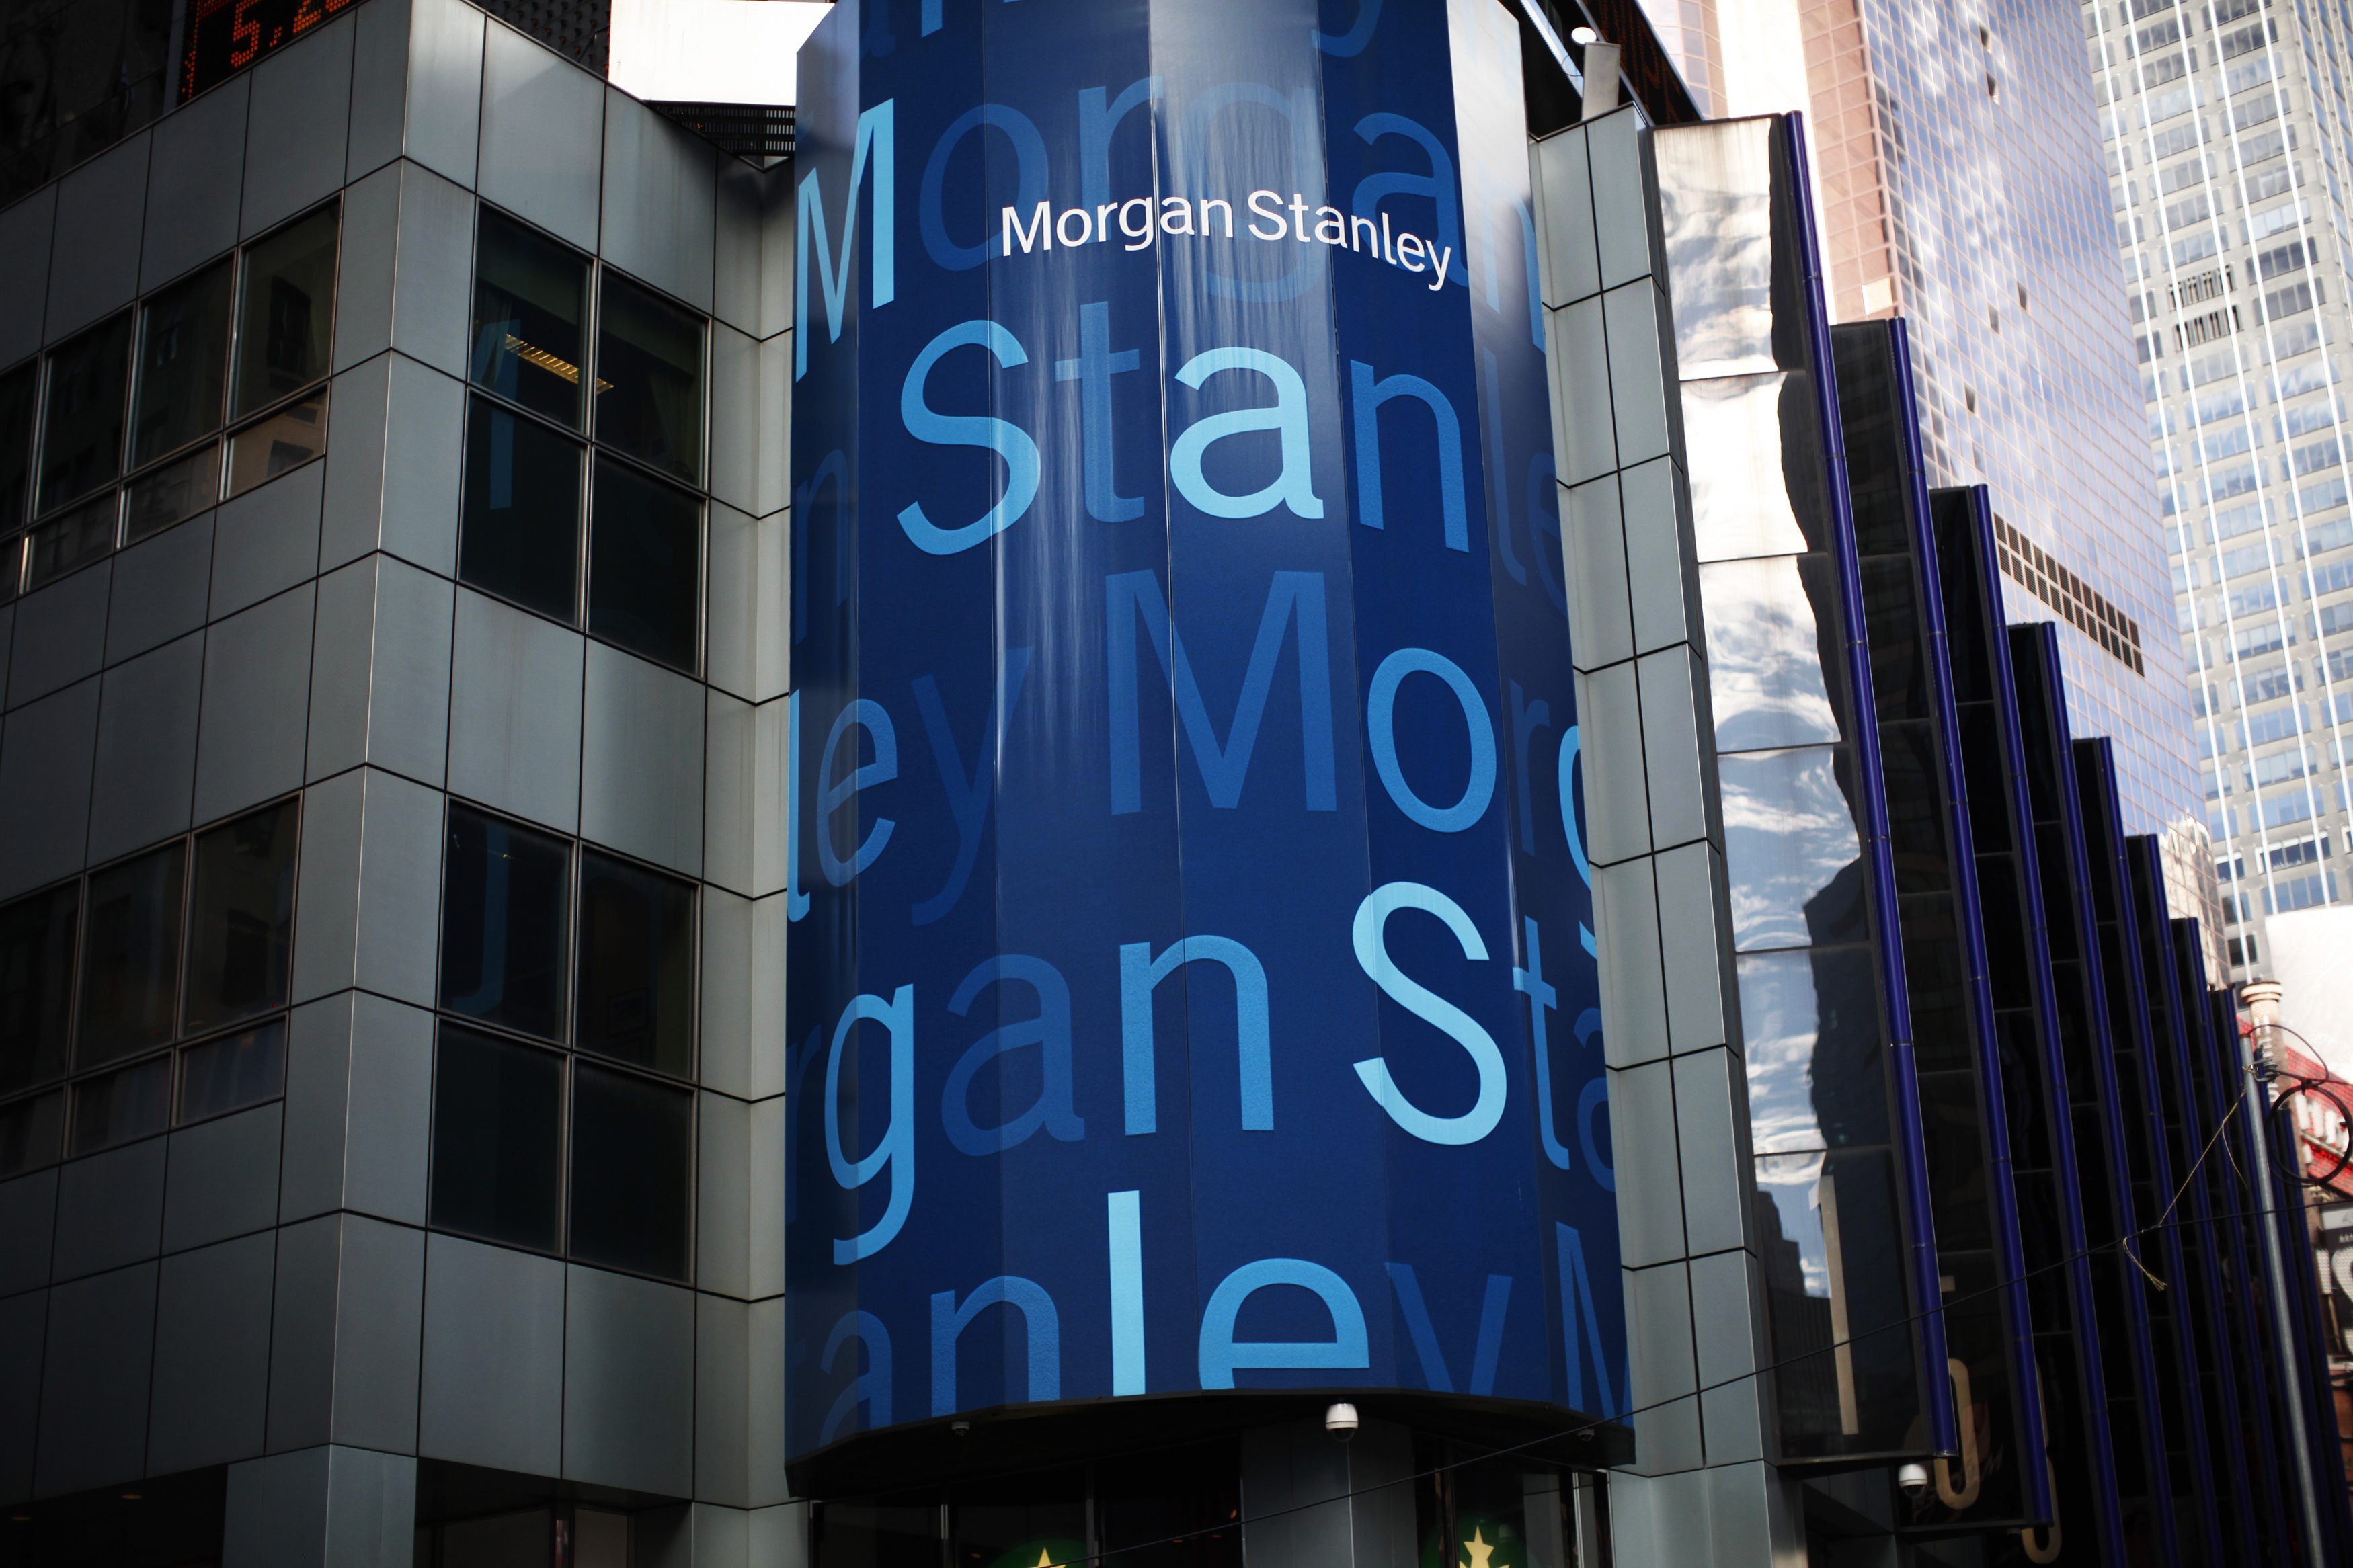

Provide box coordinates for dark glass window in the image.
[0,360,35,531]
[0,882,77,1095]
[0,1090,63,1178]
[473,210,588,427]
[429,1024,564,1251]
[77,845,186,1067]
[131,260,233,467]
[184,799,298,1034]
[595,274,702,481]
[441,807,572,1042]
[38,313,132,514]
[576,852,694,1077]
[461,397,582,622]
[569,1063,691,1280]
[588,458,700,671]
[178,1018,288,1124]
[70,1055,173,1155]
[124,446,221,541]
[225,385,327,497]
[26,492,118,588]
[232,206,338,418]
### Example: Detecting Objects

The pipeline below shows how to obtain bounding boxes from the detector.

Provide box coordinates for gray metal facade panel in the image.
[161,1104,286,1254]
[142,75,249,292]
[193,585,316,826]
[0,1171,57,1299]
[49,1140,168,1284]
[34,1261,157,1495]
[211,464,327,620]
[45,132,149,345]
[477,20,605,251]
[447,588,584,835]
[147,1231,276,1473]
[87,634,205,863]
[0,1288,43,1502]
[0,187,56,368]
[329,1215,426,1453]
[561,1264,695,1496]
[598,87,718,315]
[240,15,356,241]
[418,1233,565,1475]
[581,641,705,876]
[9,563,114,710]
[106,517,217,666]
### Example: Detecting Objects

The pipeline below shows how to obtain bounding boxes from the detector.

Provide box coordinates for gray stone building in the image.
[0,0,799,1559]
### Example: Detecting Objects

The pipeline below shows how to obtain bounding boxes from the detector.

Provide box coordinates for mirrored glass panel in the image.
[461,396,582,622]
[588,457,700,671]
[569,1063,691,1280]
[1679,371,1831,563]
[69,1055,172,1155]
[131,260,232,467]
[1737,946,1890,1155]
[77,844,186,1067]
[184,799,298,1033]
[1698,554,1846,752]
[575,851,694,1077]
[177,1017,287,1124]
[1653,119,1781,378]
[473,210,588,427]
[225,385,327,497]
[0,882,77,1094]
[594,274,702,481]
[38,313,131,514]
[1718,745,1868,951]
[233,206,337,418]
[429,1024,564,1251]
[441,806,571,1042]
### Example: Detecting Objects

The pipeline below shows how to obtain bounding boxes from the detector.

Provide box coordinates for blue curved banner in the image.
[785,0,1623,1459]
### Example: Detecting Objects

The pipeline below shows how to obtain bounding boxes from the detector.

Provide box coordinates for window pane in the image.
[70,1055,173,1155]
[131,260,233,466]
[25,491,118,587]
[588,458,699,670]
[576,852,693,1077]
[38,313,131,513]
[224,385,327,497]
[0,1091,63,1178]
[441,807,571,1041]
[594,275,701,481]
[461,396,582,622]
[0,360,35,531]
[0,883,77,1095]
[430,1024,563,1250]
[233,206,338,418]
[178,1017,288,1123]
[472,210,588,427]
[124,444,219,542]
[184,799,299,1033]
[569,1063,690,1280]
[78,845,186,1067]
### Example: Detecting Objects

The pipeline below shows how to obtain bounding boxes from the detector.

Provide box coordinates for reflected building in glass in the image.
[1635,0,2215,962]
[2083,0,2353,983]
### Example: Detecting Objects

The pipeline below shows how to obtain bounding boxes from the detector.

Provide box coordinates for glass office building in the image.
[0,3,2339,1568]
[1640,0,2219,967]
[2084,0,2353,982]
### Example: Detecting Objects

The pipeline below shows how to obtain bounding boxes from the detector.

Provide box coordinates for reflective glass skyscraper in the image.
[1638,0,2216,960]
[2085,0,2353,982]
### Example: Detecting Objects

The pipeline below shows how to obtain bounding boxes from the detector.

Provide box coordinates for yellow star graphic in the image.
[1460,1526,1494,1568]
[1033,1553,1058,1568]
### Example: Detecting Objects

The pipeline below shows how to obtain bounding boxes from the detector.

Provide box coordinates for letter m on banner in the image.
[796,99,897,380]
[1556,1222,1622,1419]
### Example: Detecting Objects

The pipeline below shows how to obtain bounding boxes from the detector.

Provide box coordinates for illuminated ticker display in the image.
[182,0,362,102]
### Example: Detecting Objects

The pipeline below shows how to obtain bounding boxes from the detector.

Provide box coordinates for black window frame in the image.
[0,198,342,606]
[426,796,701,1284]
[458,200,710,679]
[0,792,305,1178]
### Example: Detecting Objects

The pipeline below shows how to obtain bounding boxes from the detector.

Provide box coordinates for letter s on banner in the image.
[898,320,1043,555]
[824,985,916,1262]
[1350,882,1506,1145]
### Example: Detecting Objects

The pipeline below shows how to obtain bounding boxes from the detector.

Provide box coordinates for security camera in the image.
[1896,1463,1931,1502]
[1324,1402,1359,1442]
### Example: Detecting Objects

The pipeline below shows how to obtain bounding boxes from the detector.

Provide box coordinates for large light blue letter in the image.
[818,698,896,886]
[1366,647,1495,833]
[824,987,915,1262]
[796,99,895,378]
[1349,362,1468,551]
[1118,936,1273,1134]
[1351,882,1507,1145]
[932,1276,1061,1414]
[1198,1260,1369,1389]
[898,319,1041,555]
[820,1311,893,1443]
[1170,348,1325,520]
[941,954,1083,1155]
[1105,570,1335,813]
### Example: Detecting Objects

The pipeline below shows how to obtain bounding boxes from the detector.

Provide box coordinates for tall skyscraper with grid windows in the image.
[2085,0,2353,981]
[1638,0,2221,966]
